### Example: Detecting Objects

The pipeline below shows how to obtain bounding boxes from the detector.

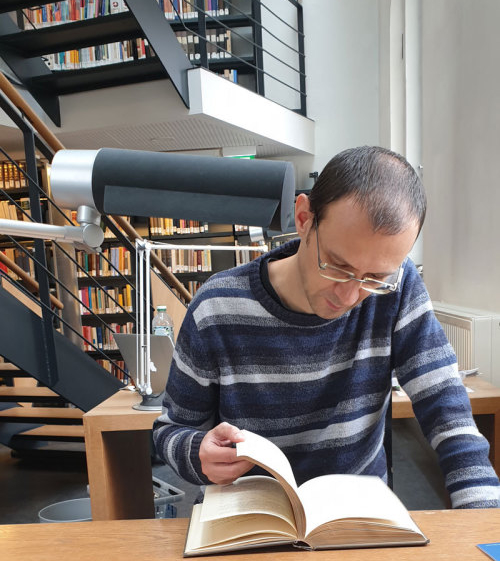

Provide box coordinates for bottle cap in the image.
[157,305,167,311]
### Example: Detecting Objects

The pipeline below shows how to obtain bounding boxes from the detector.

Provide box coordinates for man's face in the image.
[295,196,419,320]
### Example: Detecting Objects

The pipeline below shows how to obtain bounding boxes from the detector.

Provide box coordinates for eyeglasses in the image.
[314,218,403,295]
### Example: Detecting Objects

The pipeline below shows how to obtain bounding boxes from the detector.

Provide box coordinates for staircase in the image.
[0,363,85,454]
[0,2,207,455]
[0,1,305,456]
[0,35,193,454]
[0,0,194,125]
[0,0,307,131]
[0,54,129,454]
[0,272,122,454]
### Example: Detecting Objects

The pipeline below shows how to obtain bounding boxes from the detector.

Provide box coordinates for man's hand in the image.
[199,422,254,485]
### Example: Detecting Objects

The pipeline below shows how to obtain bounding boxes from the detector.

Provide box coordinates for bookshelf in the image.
[147,218,264,298]
[74,216,135,382]
[0,159,51,285]
[19,0,260,91]
[74,213,263,384]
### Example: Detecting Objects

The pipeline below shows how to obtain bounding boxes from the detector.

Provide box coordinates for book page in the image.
[185,503,296,556]
[298,474,422,539]
[236,429,306,536]
[236,430,297,491]
[200,475,296,529]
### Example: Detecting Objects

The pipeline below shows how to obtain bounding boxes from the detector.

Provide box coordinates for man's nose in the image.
[333,280,362,307]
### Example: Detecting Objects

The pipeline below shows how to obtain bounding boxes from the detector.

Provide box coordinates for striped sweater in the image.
[153,240,500,508]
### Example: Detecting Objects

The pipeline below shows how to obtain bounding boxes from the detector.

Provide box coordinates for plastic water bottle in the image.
[152,305,174,341]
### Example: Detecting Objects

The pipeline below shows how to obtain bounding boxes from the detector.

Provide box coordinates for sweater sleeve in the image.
[152,295,219,486]
[391,263,500,508]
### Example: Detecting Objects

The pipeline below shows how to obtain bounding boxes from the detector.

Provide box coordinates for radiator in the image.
[432,302,500,387]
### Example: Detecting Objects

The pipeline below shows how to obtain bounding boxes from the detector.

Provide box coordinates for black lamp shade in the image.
[50,148,296,233]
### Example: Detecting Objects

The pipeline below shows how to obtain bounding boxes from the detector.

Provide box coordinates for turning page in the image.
[236,429,305,532]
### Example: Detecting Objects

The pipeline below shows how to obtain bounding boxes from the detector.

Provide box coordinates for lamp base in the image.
[132,391,164,411]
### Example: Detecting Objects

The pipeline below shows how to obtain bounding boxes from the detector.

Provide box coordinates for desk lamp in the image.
[47,148,295,408]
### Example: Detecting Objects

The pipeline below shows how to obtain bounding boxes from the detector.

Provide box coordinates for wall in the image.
[286,0,387,191]
[261,0,301,111]
[421,0,500,311]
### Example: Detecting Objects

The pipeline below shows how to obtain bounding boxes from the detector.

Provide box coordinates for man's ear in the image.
[295,193,314,236]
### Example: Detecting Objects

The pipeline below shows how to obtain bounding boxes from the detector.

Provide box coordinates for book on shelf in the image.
[0,247,36,280]
[161,0,228,20]
[219,68,238,83]
[234,224,249,232]
[234,241,262,266]
[44,40,147,71]
[184,429,429,557]
[0,201,15,220]
[204,28,232,60]
[103,216,131,239]
[158,248,212,274]
[0,161,27,190]
[25,0,128,28]
[82,322,133,352]
[149,217,209,236]
[110,0,128,14]
[29,2,242,74]
[96,357,129,382]
[187,280,202,297]
[18,198,31,221]
[80,285,133,315]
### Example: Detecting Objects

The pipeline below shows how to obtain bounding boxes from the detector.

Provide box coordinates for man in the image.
[153,146,500,508]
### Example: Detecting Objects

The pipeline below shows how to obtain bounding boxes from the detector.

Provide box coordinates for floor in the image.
[0,418,449,525]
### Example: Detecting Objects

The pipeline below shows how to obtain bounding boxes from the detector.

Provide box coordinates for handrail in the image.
[0,70,188,301]
[0,73,64,153]
[0,250,64,309]
[0,70,190,387]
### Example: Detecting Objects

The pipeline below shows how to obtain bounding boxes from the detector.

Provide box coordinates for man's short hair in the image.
[308,146,426,234]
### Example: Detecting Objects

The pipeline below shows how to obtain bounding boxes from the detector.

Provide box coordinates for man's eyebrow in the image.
[326,250,396,278]
[326,250,353,269]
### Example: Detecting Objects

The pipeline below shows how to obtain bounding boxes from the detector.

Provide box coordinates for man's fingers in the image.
[199,422,250,485]
[211,422,245,443]
[203,460,254,485]
[205,444,239,464]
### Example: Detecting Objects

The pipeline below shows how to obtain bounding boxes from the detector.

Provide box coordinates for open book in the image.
[184,430,429,556]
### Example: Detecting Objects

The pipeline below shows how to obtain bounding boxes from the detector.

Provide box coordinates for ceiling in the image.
[0,71,314,163]
[53,113,306,158]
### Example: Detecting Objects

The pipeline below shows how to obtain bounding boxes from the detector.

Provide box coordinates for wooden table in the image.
[83,389,159,521]
[84,377,500,522]
[1,510,500,560]
[392,376,500,476]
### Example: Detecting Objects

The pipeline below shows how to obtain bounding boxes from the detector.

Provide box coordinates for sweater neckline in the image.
[248,239,347,327]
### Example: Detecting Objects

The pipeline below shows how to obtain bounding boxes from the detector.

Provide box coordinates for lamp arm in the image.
[0,218,104,252]
[135,239,270,399]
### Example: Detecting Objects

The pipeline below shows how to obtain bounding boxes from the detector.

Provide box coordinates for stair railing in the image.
[0,73,189,386]
[0,148,133,382]
[171,0,306,114]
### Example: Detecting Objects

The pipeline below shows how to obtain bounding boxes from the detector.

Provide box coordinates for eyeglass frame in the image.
[314,217,404,295]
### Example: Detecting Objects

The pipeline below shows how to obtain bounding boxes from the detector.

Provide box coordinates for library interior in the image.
[1,1,500,560]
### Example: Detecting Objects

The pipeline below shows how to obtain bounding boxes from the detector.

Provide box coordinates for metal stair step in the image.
[14,425,85,442]
[0,12,141,58]
[0,363,30,377]
[32,57,166,96]
[0,386,66,403]
[0,1,52,14]
[0,406,83,425]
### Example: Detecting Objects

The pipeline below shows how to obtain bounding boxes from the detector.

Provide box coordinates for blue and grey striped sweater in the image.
[153,240,500,508]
